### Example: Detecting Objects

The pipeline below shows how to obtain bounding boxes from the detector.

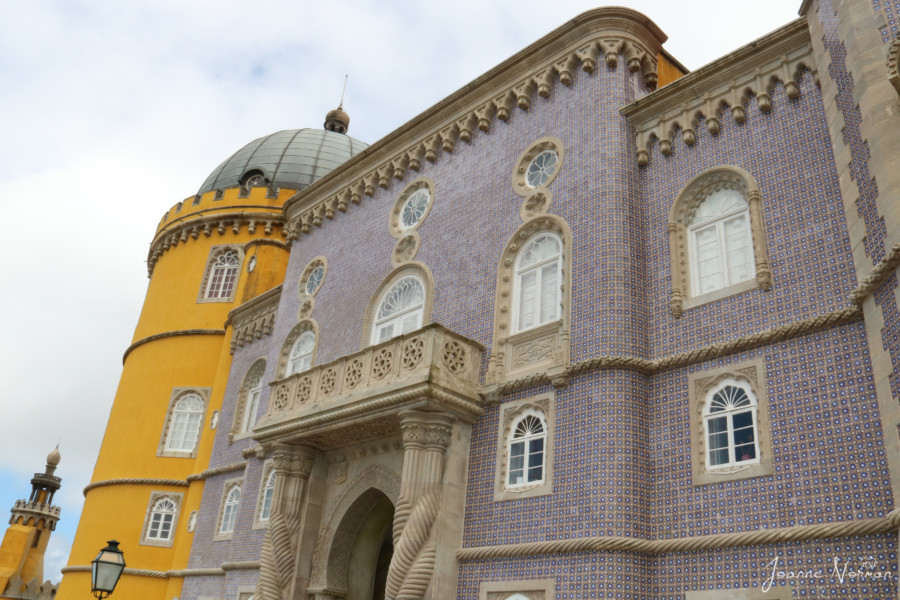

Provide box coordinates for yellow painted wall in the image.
[657,51,688,88]
[0,525,33,591]
[59,186,290,600]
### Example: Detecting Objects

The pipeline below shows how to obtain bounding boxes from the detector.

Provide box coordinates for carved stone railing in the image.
[254,324,484,448]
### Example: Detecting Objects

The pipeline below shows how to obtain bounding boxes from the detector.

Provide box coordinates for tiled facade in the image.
[67,3,900,600]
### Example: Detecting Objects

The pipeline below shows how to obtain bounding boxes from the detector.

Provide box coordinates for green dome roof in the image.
[198,128,368,195]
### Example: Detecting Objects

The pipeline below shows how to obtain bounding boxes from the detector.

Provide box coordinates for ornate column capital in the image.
[272,444,316,477]
[399,410,453,451]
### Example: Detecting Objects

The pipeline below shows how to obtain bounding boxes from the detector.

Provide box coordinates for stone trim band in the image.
[457,509,900,560]
[60,562,259,579]
[487,305,862,398]
[123,329,226,363]
[186,462,247,483]
[849,240,900,304]
[82,478,189,497]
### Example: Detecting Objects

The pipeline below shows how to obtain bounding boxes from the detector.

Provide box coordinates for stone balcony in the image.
[254,324,484,449]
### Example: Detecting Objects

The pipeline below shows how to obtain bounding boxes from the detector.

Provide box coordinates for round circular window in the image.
[305,265,324,295]
[400,188,431,231]
[525,150,559,188]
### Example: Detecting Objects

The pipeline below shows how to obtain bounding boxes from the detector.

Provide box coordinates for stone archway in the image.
[308,465,400,600]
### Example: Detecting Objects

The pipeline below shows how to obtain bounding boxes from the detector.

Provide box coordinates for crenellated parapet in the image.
[9,500,60,530]
[621,18,816,166]
[280,7,670,241]
[226,285,281,353]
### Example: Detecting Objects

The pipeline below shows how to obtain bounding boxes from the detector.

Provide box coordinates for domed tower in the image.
[0,448,62,600]
[58,116,367,600]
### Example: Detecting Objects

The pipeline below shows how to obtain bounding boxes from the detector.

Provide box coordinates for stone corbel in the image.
[323,197,337,220]
[377,165,392,189]
[755,70,773,113]
[680,105,696,147]
[391,155,408,181]
[456,113,478,143]
[704,94,721,136]
[424,135,441,162]
[363,172,378,196]
[439,123,460,153]
[299,212,313,235]
[312,203,325,228]
[513,78,536,110]
[350,180,365,204]
[599,39,623,69]
[729,82,746,124]
[623,41,645,74]
[555,54,578,86]
[781,56,801,100]
[576,42,599,73]
[494,91,516,122]
[406,145,425,172]
[536,68,555,98]
[475,102,495,132]
[658,121,673,157]
[336,189,352,213]
[641,53,658,90]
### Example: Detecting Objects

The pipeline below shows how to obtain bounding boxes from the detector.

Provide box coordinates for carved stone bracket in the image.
[227,285,282,353]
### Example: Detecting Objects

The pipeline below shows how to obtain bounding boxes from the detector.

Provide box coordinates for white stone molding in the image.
[511,137,564,197]
[255,445,316,600]
[230,358,267,442]
[185,461,246,483]
[227,285,281,353]
[299,256,328,299]
[494,393,555,501]
[622,19,815,166]
[276,319,319,379]
[281,8,667,239]
[156,387,211,459]
[139,491,183,548]
[388,177,436,238]
[122,329,225,364]
[196,244,245,304]
[360,262,435,349]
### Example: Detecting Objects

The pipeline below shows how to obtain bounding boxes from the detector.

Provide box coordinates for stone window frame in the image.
[214,477,244,541]
[688,358,773,486]
[361,262,435,349]
[157,387,210,459]
[388,176,436,237]
[494,392,555,502]
[139,491,183,548]
[252,460,276,530]
[277,319,319,379]
[668,165,771,317]
[230,358,267,443]
[510,231,563,335]
[487,215,572,386]
[299,255,328,299]
[197,244,245,304]
[512,136,565,196]
[479,578,555,600]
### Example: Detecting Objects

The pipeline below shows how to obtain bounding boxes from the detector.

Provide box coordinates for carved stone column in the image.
[746,189,772,290]
[385,410,453,600]
[256,445,316,600]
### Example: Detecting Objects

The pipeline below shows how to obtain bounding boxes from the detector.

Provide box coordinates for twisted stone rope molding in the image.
[221,561,260,571]
[386,490,441,599]
[457,509,900,560]
[123,329,225,363]
[61,563,257,579]
[849,240,900,304]
[186,462,247,483]
[491,306,862,397]
[83,478,189,497]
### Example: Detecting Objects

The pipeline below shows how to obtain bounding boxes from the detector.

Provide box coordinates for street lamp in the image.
[90,540,126,599]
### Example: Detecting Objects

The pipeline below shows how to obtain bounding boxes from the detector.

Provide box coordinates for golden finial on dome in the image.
[324,75,351,134]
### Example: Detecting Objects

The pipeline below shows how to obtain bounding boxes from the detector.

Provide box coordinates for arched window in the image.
[689,189,754,296]
[220,485,241,534]
[147,497,176,541]
[703,380,759,469]
[507,412,547,488]
[288,331,316,375]
[239,361,265,435]
[258,471,276,522]
[513,232,562,333]
[668,166,771,317]
[204,249,241,300]
[372,275,425,344]
[165,394,204,452]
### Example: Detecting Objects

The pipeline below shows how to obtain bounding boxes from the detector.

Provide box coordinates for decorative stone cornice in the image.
[123,329,225,364]
[255,324,484,448]
[147,211,286,276]
[226,285,282,353]
[9,500,60,528]
[83,477,189,497]
[280,8,667,240]
[458,508,900,559]
[484,305,862,398]
[621,18,815,166]
[185,462,247,483]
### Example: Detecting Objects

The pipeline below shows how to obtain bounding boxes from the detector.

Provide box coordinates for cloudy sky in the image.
[0,0,801,583]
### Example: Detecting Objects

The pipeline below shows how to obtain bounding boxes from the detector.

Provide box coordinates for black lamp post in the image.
[91,540,126,599]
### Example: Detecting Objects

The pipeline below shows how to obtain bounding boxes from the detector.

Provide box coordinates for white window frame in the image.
[687,190,754,297]
[157,389,208,458]
[216,481,242,539]
[371,275,425,345]
[140,492,182,548]
[702,378,761,470]
[165,394,204,452]
[506,410,548,489]
[147,497,177,541]
[511,232,562,334]
[240,364,265,435]
[288,331,316,375]
[255,467,276,527]
[204,249,241,300]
